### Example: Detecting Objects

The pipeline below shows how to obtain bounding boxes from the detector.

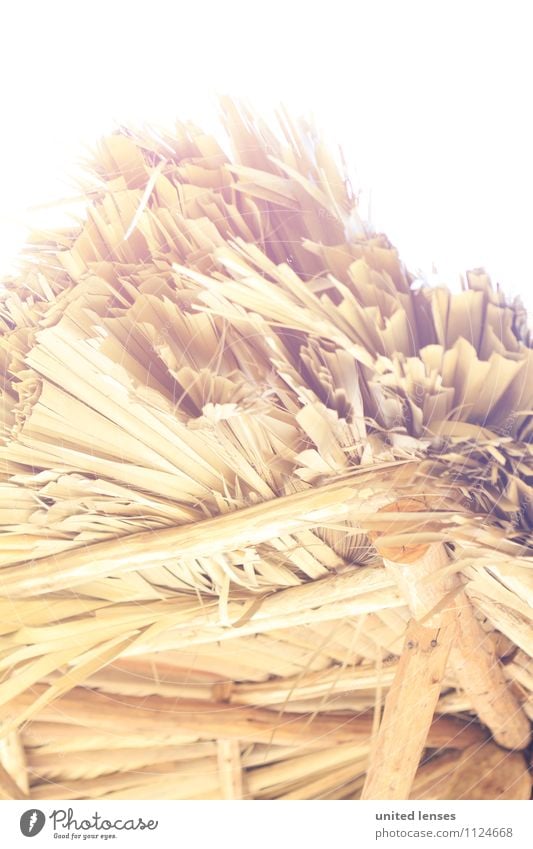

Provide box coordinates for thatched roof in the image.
[0,99,532,800]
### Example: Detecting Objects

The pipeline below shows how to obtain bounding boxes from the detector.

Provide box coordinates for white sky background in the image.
[1,0,532,312]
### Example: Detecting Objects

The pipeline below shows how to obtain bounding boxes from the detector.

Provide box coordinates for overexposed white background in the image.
[1,0,532,310]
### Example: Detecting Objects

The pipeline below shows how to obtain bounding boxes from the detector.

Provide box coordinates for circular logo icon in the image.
[20,810,46,837]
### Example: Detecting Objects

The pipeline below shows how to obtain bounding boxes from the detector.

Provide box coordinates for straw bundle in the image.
[0,99,532,800]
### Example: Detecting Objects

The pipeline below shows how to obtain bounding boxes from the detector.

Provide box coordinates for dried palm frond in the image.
[0,99,531,801]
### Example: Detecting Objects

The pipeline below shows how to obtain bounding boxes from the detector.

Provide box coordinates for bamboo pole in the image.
[0,461,456,597]
[125,579,405,653]
[10,686,487,750]
[217,739,244,799]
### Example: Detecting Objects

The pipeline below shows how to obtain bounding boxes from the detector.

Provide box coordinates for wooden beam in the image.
[362,533,530,800]
[362,542,459,799]
[382,538,530,749]
[361,611,456,799]
[450,592,530,749]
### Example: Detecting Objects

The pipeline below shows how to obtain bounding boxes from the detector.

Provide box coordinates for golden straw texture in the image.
[0,100,531,799]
